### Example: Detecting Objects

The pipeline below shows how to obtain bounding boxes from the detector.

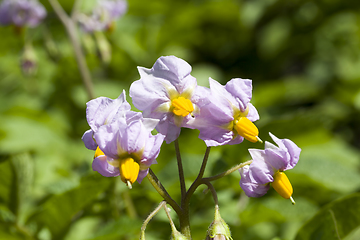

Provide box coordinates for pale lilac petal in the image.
[226,135,244,146]
[208,78,236,116]
[248,149,275,184]
[225,78,252,112]
[142,133,165,163]
[262,148,288,171]
[121,120,146,154]
[151,55,193,84]
[246,103,260,122]
[269,133,301,170]
[199,126,234,147]
[124,111,143,124]
[82,129,97,150]
[92,155,120,177]
[137,169,149,183]
[130,71,172,116]
[94,120,126,159]
[239,165,270,198]
[142,117,160,132]
[1,0,46,27]
[155,118,181,144]
[86,90,131,132]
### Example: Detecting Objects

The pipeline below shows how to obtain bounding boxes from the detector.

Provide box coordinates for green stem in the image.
[184,147,211,205]
[175,139,186,203]
[48,0,95,100]
[204,160,252,182]
[140,201,166,240]
[202,180,218,206]
[178,147,211,239]
[146,169,182,216]
[163,203,178,233]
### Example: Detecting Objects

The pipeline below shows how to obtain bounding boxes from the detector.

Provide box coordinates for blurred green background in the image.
[1,0,360,239]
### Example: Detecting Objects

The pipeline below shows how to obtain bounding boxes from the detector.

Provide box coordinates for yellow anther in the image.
[171,97,194,117]
[272,172,295,204]
[119,157,140,188]
[94,147,105,159]
[234,117,261,143]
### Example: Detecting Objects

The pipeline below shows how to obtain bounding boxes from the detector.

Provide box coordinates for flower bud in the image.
[206,206,233,240]
[20,44,37,76]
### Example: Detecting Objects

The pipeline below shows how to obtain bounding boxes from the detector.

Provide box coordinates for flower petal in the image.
[82,129,97,150]
[92,155,120,177]
[269,133,301,170]
[225,78,253,112]
[248,149,275,184]
[239,165,270,198]
[86,90,131,132]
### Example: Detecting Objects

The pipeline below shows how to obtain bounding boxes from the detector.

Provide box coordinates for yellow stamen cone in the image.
[94,147,105,159]
[272,172,295,204]
[120,157,140,188]
[234,117,261,143]
[171,97,194,117]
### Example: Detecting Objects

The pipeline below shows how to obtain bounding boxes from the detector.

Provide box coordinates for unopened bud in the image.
[20,44,37,76]
[206,206,233,240]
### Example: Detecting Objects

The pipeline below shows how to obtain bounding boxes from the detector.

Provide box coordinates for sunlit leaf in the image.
[295,193,360,240]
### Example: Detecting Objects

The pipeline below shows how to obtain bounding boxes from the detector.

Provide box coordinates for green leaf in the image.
[295,193,360,240]
[0,159,18,216]
[32,174,112,239]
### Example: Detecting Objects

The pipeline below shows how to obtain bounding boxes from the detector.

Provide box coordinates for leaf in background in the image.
[293,139,360,193]
[32,174,112,239]
[0,159,18,216]
[86,217,143,240]
[295,193,360,240]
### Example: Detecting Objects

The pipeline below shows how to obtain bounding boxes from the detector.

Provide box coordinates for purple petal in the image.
[155,117,181,144]
[86,90,131,132]
[246,103,260,122]
[82,129,97,150]
[225,78,253,112]
[94,120,126,159]
[142,133,165,164]
[208,78,237,117]
[198,126,234,147]
[129,71,172,116]
[151,55,194,84]
[239,165,270,198]
[92,155,120,177]
[121,120,147,154]
[137,169,149,183]
[269,133,301,171]
[263,148,288,171]
[248,149,275,184]
[0,0,12,25]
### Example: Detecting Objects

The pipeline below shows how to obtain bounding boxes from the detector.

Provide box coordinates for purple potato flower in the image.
[130,55,209,143]
[77,0,127,33]
[239,133,301,200]
[193,77,259,147]
[93,116,164,184]
[82,90,132,150]
[0,0,46,27]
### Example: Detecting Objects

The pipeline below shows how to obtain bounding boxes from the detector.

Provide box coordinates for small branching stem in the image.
[140,201,166,239]
[48,0,95,100]
[147,145,252,240]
